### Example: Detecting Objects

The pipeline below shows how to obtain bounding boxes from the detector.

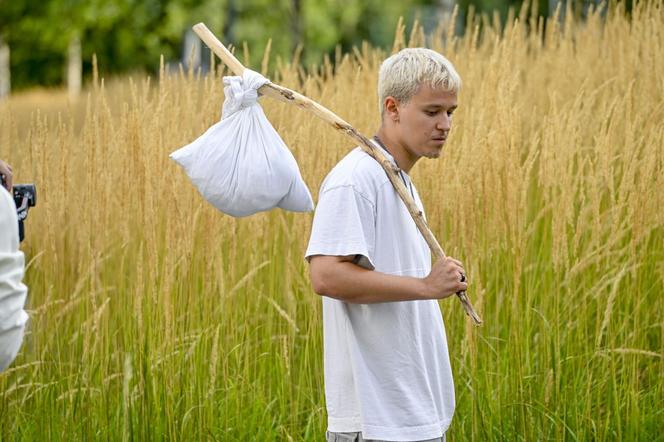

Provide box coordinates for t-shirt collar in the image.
[371,136,409,177]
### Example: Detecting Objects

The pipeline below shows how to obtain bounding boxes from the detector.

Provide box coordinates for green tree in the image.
[4,0,629,90]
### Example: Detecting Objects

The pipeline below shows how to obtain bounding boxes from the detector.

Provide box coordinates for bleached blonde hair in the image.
[378,48,461,115]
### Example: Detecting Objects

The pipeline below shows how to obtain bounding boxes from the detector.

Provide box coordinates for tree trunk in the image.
[0,36,9,100]
[437,0,458,37]
[223,0,236,44]
[183,29,202,72]
[291,0,302,52]
[67,33,82,100]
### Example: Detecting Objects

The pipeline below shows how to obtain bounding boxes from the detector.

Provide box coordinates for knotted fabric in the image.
[221,69,268,117]
[170,69,314,217]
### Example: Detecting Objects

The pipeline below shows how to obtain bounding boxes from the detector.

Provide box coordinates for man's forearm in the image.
[311,259,431,303]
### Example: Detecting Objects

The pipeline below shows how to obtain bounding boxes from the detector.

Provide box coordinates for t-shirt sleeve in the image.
[305,184,376,270]
[0,188,29,372]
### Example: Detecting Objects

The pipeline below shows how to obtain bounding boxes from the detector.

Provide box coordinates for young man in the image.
[0,159,29,372]
[306,48,467,442]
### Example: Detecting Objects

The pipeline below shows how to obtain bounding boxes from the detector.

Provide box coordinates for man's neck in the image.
[375,127,417,173]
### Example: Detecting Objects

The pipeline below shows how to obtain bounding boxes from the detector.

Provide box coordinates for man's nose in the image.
[437,114,451,131]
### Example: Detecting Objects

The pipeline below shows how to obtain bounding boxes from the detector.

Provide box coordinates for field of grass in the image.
[0,1,662,440]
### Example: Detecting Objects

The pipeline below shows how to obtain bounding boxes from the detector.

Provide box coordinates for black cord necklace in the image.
[372,135,415,199]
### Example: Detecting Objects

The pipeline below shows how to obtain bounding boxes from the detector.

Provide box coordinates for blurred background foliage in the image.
[0,0,629,91]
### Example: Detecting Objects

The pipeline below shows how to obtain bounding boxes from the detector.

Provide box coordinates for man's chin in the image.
[423,147,443,159]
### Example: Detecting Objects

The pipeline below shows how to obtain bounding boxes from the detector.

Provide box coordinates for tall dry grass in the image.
[0,1,662,440]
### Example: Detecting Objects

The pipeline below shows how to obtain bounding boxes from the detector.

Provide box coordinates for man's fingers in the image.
[0,175,11,192]
[448,257,463,267]
[445,262,465,276]
[4,173,12,191]
[0,160,12,192]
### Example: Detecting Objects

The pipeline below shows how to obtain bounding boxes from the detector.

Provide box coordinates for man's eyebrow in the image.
[423,104,458,110]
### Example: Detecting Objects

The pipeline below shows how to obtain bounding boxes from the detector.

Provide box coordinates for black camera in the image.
[13,184,36,242]
[1,175,37,242]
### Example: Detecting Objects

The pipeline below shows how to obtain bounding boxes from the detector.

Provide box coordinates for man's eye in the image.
[425,110,437,116]
[447,111,455,117]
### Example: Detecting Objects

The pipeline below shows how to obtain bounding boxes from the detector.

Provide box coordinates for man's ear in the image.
[384,97,400,122]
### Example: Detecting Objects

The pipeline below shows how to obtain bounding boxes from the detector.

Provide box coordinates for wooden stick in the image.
[193,23,483,325]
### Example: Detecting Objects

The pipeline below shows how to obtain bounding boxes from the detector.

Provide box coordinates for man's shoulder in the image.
[322,147,389,193]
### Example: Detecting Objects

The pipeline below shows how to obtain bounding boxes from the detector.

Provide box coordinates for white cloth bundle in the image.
[170,69,314,217]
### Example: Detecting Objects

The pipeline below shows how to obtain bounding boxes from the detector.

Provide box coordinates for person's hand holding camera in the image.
[0,159,12,192]
[0,159,36,242]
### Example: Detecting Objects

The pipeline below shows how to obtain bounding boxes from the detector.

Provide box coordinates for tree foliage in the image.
[0,0,630,90]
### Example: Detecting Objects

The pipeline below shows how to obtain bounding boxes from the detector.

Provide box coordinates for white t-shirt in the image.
[0,187,28,372]
[306,147,455,441]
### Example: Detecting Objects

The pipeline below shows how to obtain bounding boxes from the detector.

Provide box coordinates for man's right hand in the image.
[0,160,12,192]
[422,257,468,300]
